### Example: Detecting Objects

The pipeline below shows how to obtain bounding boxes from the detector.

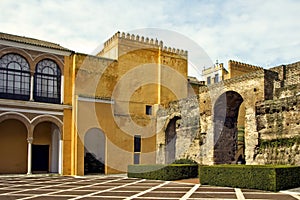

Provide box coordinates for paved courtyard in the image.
[0,175,299,200]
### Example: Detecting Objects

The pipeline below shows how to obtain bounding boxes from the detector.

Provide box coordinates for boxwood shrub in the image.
[172,158,198,165]
[199,165,300,191]
[128,164,198,181]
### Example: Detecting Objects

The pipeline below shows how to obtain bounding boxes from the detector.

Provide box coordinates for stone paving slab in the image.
[0,175,299,200]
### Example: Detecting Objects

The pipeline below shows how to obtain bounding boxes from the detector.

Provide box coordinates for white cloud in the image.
[0,0,299,79]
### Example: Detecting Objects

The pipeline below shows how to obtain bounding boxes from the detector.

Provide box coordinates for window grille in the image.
[34,59,61,104]
[0,54,30,100]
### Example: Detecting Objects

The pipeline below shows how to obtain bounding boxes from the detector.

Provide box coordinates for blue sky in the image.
[0,0,299,79]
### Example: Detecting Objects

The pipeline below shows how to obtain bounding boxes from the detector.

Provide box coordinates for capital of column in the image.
[27,137,33,144]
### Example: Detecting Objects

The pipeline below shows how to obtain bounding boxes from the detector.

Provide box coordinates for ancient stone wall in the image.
[228,60,262,78]
[156,68,277,165]
[270,61,300,99]
[202,70,267,165]
[270,62,300,87]
[255,95,300,164]
[252,61,300,165]
[156,96,200,164]
[264,70,278,100]
[156,60,300,166]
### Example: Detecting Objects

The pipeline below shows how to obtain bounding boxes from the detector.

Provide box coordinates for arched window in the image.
[34,59,61,104]
[0,53,30,100]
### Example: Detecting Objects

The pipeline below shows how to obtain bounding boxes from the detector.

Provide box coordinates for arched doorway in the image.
[213,91,244,164]
[84,128,106,174]
[0,119,28,174]
[165,116,181,164]
[32,122,61,173]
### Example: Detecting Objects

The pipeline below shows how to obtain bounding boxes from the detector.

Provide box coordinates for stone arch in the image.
[84,128,106,174]
[0,112,30,136]
[0,47,34,72]
[31,115,63,174]
[0,112,29,174]
[163,112,181,132]
[213,90,244,164]
[31,115,63,138]
[164,113,181,164]
[236,101,246,163]
[33,54,64,75]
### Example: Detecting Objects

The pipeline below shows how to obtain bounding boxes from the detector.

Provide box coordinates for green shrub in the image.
[275,166,300,190]
[128,164,198,181]
[172,158,198,165]
[199,165,300,191]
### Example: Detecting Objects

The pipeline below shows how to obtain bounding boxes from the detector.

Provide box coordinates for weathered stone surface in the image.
[156,96,200,163]
[156,61,300,166]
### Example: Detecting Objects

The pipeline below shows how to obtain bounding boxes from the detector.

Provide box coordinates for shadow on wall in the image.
[84,153,104,174]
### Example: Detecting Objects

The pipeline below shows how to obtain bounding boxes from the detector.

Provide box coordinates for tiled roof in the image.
[0,32,73,52]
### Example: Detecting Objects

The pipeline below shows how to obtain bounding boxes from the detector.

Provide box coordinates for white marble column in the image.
[59,140,63,174]
[27,137,33,175]
[30,76,34,101]
[61,75,64,104]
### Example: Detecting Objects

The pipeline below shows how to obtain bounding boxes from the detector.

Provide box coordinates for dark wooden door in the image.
[32,145,49,172]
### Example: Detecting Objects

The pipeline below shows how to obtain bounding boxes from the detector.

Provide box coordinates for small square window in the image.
[146,105,152,115]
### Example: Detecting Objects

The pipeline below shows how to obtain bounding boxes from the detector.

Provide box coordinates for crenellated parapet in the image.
[161,46,187,57]
[103,31,162,48]
[229,60,262,71]
[228,60,263,78]
[100,31,187,58]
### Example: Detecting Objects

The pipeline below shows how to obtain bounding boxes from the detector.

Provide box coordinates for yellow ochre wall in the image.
[75,100,157,174]
[67,33,188,175]
[62,55,75,175]
[0,119,27,174]
[76,101,131,174]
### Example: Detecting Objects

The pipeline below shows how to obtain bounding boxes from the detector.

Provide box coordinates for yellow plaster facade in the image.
[67,32,189,175]
[0,31,267,176]
[0,31,188,175]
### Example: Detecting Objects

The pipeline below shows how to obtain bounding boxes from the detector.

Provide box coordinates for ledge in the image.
[0,98,72,111]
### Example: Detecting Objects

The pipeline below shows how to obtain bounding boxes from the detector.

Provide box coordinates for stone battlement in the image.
[228,60,263,78]
[102,31,188,57]
[228,60,262,70]
[103,31,161,47]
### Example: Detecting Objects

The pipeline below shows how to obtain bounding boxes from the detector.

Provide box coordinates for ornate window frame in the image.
[34,59,61,104]
[0,53,30,100]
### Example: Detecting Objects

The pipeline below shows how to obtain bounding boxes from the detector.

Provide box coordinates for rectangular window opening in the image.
[207,76,211,85]
[134,135,141,152]
[134,135,141,164]
[214,74,219,83]
[146,105,152,115]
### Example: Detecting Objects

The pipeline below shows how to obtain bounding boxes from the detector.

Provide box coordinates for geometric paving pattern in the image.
[0,175,299,200]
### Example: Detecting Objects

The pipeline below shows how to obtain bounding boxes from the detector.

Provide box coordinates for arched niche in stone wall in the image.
[213,91,244,164]
[165,115,181,164]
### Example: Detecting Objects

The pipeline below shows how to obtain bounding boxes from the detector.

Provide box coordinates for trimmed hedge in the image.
[199,165,300,191]
[172,158,198,165]
[128,164,198,181]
